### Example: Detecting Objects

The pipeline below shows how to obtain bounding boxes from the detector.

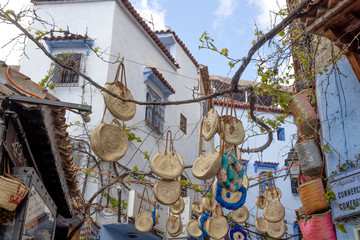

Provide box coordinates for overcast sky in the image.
[0,0,286,80]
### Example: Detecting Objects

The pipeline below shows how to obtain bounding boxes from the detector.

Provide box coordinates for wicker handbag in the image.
[0,160,29,211]
[103,63,136,121]
[135,188,154,233]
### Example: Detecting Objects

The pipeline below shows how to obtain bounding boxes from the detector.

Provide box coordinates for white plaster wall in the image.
[19,0,202,229]
[213,105,302,235]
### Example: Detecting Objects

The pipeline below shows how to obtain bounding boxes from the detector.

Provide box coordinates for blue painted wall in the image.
[316,57,360,239]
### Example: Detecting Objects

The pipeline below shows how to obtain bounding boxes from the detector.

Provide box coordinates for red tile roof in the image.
[121,0,180,68]
[255,161,279,165]
[155,30,199,67]
[148,67,176,94]
[213,100,289,114]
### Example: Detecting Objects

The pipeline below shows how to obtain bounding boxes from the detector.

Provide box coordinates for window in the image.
[180,113,187,134]
[180,175,187,197]
[259,171,274,195]
[53,53,81,86]
[277,127,285,141]
[354,225,360,240]
[145,87,164,134]
[291,178,299,195]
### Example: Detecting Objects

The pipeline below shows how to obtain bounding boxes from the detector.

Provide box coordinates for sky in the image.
[0,0,286,80]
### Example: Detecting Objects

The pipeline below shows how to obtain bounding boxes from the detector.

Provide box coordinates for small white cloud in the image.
[131,0,166,31]
[248,0,287,28]
[213,0,237,29]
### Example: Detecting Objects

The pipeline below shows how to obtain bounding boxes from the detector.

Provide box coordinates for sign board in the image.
[330,167,360,220]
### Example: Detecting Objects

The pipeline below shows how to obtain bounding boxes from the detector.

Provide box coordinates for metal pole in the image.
[117,186,122,223]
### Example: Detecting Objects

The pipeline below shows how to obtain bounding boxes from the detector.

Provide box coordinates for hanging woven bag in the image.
[135,188,154,233]
[90,112,128,162]
[267,220,286,238]
[0,159,29,211]
[218,94,245,145]
[299,210,336,240]
[193,119,221,180]
[214,180,247,210]
[202,99,220,141]
[103,62,136,121]
[150,131,184,179]
[153,179,181,205]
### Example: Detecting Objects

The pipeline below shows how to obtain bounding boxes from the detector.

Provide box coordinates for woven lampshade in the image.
[90,123,128,162]
[263,202,285,223]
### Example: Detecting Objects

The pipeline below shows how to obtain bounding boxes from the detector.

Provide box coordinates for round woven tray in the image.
[135,212,153,232]
[153,180,181,205]
[267,220,286,238]
[255,217,268,234]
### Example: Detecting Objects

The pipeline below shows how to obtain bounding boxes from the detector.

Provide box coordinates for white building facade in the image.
[19,0,204,238]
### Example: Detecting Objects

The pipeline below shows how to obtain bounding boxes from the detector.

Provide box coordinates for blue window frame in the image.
[259,171,274,195]
[145,87,164,134]
[53,53,81,86]
[277,127,285,141]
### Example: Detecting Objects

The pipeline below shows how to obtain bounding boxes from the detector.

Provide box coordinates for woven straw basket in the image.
[103,63,136,121]
[267,220,286,238]
[264,187,282,202]
[207,216,228,240]
[0,174,29,211]
[298,178,328,215]
[153,180,181,205]
[299,210,336,240]
[255,217,268,234]
[231,205,249,223]
[135,212,153,232]
[90,123,128,162]
[202,108,220,141]
[263,202,285,223]
[186,219,202,238]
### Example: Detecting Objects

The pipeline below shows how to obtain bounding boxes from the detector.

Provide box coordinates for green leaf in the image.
[279,29,285,37]
[337,223,347,233]
[321,144,332,154]
[295,116,302,124]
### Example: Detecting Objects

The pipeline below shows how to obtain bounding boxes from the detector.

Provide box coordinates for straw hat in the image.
[202,108,220,141]
[170,196,185,215]
[219,116,245,145]
[264,187,282,202]
[192,151,221,180]
[166,215,182,237]
[263,202,285,223]
[255,196,268,209]
[150,151,184,179]
[207,216,228,240]
[191,202,203,214]
[267,220,286,238]
[104,82,136,121]
[135,212,153,232]
[153,180,181,205]
[202,196,216,211]
[186,219,202,238]
[90,123,128,162]
[255,217,268,234]
[231,205,249,224]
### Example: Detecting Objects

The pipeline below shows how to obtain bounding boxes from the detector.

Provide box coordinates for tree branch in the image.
[230,0,312,90]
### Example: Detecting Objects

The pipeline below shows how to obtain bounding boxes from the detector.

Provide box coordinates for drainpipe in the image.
[117,185,122,223]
